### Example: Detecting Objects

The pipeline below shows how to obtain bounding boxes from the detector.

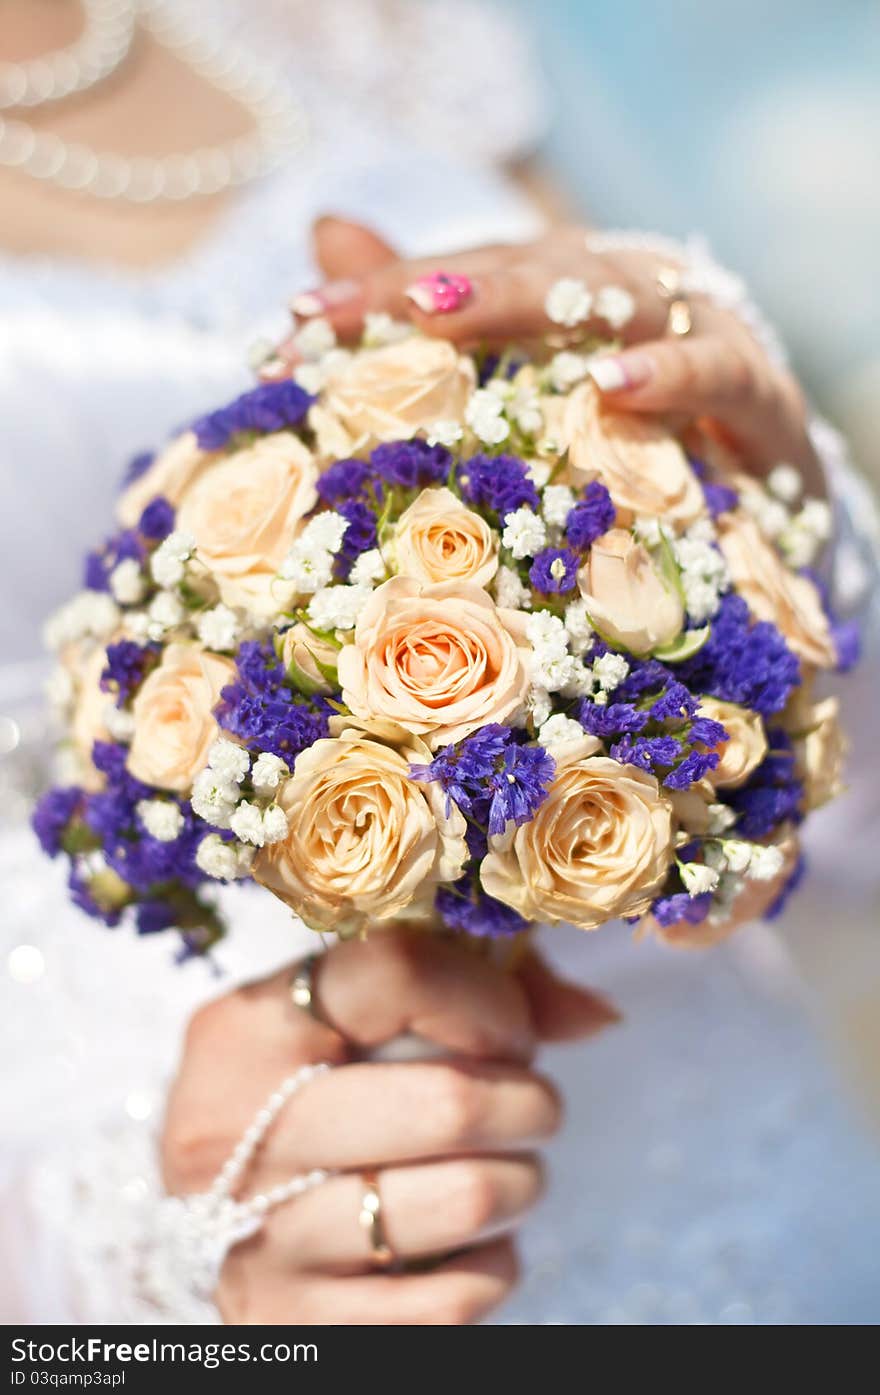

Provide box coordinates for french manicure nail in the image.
[588,353,652,393]
[290,278,361,317]
[405,270,474,315]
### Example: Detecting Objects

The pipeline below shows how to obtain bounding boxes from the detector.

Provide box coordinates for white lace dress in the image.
[2,0,879,1327]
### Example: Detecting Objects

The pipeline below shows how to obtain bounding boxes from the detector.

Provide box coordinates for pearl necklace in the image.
[0,1,308,202]
[0,0,136,110]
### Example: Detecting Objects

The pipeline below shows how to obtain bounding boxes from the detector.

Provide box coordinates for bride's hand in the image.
[276,216,823,494]
[161,930,617,1325]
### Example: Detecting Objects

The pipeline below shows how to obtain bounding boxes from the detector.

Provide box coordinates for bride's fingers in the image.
[311,215,399,280]
[220,1236,519,1325]
[266,1154,543,1271]
[516,953,622,1042]
[270,1060,562,1174]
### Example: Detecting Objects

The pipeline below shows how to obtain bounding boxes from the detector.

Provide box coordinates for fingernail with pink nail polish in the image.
[405,271,473,315]
[290,278,361,317]
[588,353,652,393]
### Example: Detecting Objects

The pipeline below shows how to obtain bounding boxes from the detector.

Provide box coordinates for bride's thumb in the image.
[517,952,623,1043]
[311,214,399,279]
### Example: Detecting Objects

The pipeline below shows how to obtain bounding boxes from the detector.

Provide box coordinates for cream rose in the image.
[480,738,674,929]
[392,487,498,588]
[718,510,836,668]
[116,431,211,529]
[176,432,318,616]
[650,833,800,949]
[318,338,474,452]
[697,696,767,789]
[577,527,684,656]
[562,381,704,527]
[278,622,339,694]
[127,643,234,792]
[253,719,467,935]
[793,695,848,810]
[67,642,112,791]
[337,578,531,750]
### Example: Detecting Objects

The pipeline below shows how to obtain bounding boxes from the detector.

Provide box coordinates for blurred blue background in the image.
[509,0,880,484]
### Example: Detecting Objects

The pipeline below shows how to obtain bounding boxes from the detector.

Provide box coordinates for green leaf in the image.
[284,656,328,698]
[653,625,711,663]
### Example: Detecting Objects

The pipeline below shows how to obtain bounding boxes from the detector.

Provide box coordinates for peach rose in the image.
[718,510,836,668]
[392,487,498,588]
[116,431,211,529]
[337,578,531,750]
[253,719,467,935]
[577,527,684,656]
[67,642,112,791]
[127,643,234,792]
[177,432,318,616]
[480,738,674,929]
[278,622,339,695]
[697,696,767,789]
[650,833,800,948]
[318,338,475,452]
[793,695,848,810]
[562,381,704,527]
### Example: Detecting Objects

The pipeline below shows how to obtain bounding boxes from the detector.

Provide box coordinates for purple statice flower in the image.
[32,787,82,856]
[677,592,800,716]
[649,682,698,722]
[579,700,648,739]
[651,890,713,928]
[101,640,157,706]
[456,453,539,520]
[336,500,378,579]
[689,715,728,748]
[728,737,803,840]
[370,439,450,489]
[192,380,313,450]
[435,871,529,939]
[529,547,579,595]
[565,481,615,550]
[832,619,861,673]
[138,495,175,540]
[316,457,376,505]
[120,449,154,488]
[764,852,807,920]
[216,640,331,760]
[477,353,522,386]
[411,725,555,836]
[617,658,673,701]
[610,734,681,773]
[83,528,145,593]
[664,749,720,790]
[702,481,739,518]
[136,900,178,935]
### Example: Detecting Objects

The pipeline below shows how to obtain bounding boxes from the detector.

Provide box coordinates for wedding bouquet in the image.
[34,312,855,954]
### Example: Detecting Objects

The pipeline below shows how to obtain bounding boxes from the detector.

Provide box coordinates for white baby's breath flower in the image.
[537,713,586,751]
[721,839,754,875]
[43,591,120,651]
[109,558,146,605]
[799,498,833,541]
[426,418,464,448]
[208,738,250,784]
[526,459,552,490]
[633,515,664,548]
[191,769,239,829]
[679,862,721,897]
[137,799,184,843]
[45,665,74,715]
[123,610,151,644]
[549,351,592,392]
[195,833,253,881]
[747,844,786,882]
[502,507,547,559]
[494,564,531,611]
[545,277,593,328]
[280,512,349,592]
[307,583,370,632]
[150,530,195,589]
[195,604,240,652]
[147,590,185,636]
[261,804,289,845]
[526,686,553,728]
[766,463,803,504]
[294,316,336,360]
[251,752,288,796]
[293,362,326,395]
[595,284,636,331]
[534,652,576,694]
[103,702,136,743]
[541,484,576,528]
[707,871,746,925]
[526,609,569,658]
[563,598,593,655]
[706,803,737,836]
[592,652,629,692]
[348,548,387,587]
[465,388,510,445]
[742,491,789,540]
[229,800,269,847]
[559,660,596,700]
[363,312,412,347]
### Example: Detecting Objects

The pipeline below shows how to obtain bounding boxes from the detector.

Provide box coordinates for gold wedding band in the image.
[657,265,693,337]
[290,953,325,1022]
[359,1170,394,1269]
